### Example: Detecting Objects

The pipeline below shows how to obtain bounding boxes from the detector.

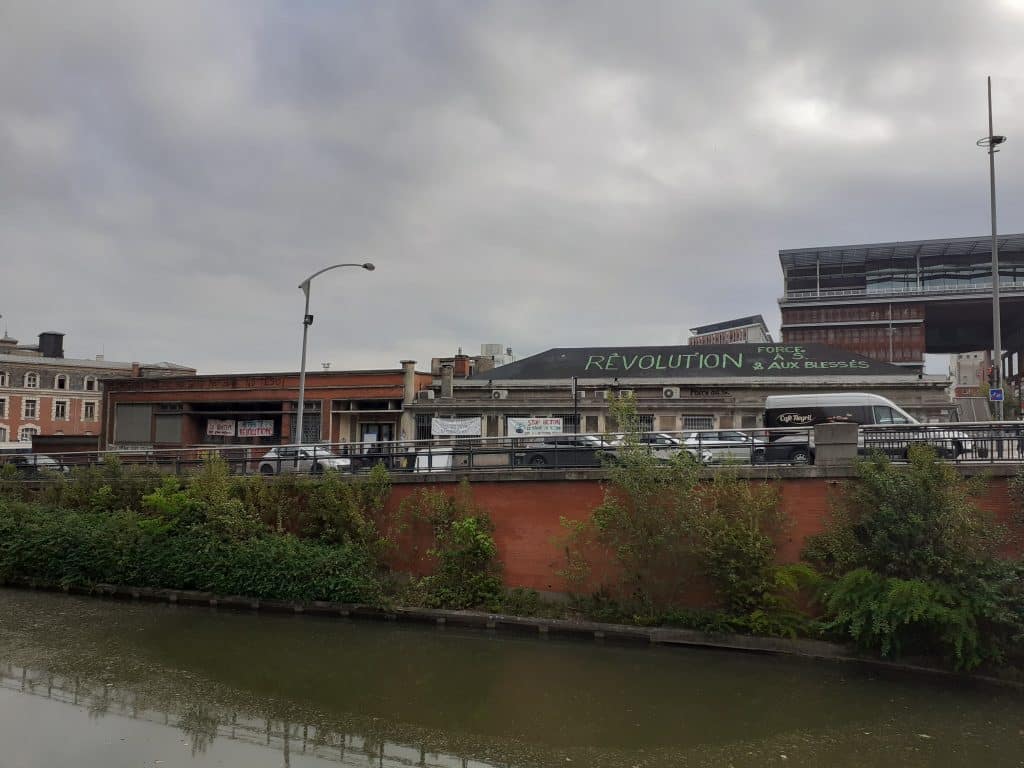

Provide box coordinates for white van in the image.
[765,392,917,428]
[764,393,972,461]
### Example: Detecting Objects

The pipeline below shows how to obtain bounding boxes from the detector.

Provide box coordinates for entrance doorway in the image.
[359,422,394,448]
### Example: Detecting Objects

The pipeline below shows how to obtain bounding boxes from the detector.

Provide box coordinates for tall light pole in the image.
[977,76,1007,420]
[295,263,375,444]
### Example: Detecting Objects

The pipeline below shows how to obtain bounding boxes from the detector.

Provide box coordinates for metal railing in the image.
[782,281,1024,301]
[3,422,1024,479]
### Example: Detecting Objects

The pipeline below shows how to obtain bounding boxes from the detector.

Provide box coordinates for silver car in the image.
[612,433,713,464]
[681,430,767,463]
[257,445,351,475]
[3,453,70,475]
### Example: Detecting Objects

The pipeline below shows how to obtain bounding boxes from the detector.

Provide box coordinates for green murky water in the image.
[0,589,1022,767]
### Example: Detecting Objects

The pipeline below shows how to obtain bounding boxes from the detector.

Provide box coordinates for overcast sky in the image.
[3,1,1024,374]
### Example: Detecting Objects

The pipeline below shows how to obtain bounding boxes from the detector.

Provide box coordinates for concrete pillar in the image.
[813,422,858,467]
[440,365,454,399]
[400,360,416,441]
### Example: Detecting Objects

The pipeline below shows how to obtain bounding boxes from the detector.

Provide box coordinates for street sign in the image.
[989,388,1004,402]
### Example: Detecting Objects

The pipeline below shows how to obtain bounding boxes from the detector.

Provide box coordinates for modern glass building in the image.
[779,234,1024,370]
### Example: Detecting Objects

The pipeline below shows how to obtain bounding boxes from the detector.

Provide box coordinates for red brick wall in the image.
[383,474,1023,597]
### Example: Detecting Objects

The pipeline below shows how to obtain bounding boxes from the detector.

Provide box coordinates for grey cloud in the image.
[2,0,1023,373]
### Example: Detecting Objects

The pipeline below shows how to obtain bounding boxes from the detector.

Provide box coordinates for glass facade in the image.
[785,251,1024,295]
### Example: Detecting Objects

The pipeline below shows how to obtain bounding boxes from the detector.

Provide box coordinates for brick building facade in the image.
[101,363,432,450]
[0,331,193,446]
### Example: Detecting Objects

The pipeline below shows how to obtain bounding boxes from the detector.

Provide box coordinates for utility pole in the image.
[978,76,1007,419]
[571,376,579,433]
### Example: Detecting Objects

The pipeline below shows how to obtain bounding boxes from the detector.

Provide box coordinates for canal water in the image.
[0,589,1021,767]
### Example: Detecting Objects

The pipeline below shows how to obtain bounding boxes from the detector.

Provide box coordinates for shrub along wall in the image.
[383,469,1024,595]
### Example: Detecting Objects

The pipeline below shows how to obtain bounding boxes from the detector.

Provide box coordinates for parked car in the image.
[613,432,713,464]
[413,446,458,472]
[514,435,617,468]
[257,446,351,475]
[681,430,767,464]
[2,453,69,475]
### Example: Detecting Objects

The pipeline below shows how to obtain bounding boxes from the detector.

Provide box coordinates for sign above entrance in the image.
[474,344,909,380]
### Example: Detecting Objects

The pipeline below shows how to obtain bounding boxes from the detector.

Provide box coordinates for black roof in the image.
[779,233,1024,271]
[690,315,768,335]
[472,344,910,380]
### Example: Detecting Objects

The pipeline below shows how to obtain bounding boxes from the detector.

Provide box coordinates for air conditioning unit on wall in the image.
[417,390,435,401]
[491,389,509,400]
[618,389,635,398]
[663,387,680,399]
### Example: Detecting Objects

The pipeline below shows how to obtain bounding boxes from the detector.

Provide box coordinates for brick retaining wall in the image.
[383,466,1024,596]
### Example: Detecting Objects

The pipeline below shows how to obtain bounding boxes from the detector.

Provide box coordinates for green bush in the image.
[562,396,815,635]
[689,469,785,613]
[0,499,383,604]
[40,455,165,513]
[400,482,506,610]
[562,395,703,610]
[806,446,1024,669]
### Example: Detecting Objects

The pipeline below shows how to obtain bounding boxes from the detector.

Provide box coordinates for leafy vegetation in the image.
[561,395,814,636]
[806,446,1024,669]
[0,456,389,604]
[399,481,509,610]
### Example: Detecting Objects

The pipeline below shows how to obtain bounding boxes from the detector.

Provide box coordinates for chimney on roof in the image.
[38,332,64,359]
[441,364,454,398]
[453,354,471,378]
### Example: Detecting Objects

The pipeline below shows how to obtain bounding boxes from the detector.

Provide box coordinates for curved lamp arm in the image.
[295,261,375,448]
[299,262,375,293]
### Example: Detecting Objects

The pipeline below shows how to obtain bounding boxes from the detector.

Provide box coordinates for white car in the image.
[681,430,767,463]
[257,446,351,475]
[3,453,70,475]
[614,433,713,464]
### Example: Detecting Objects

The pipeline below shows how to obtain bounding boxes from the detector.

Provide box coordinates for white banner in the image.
[206,419,236,437]
[507,417,563,437]
[238,419,274,438]
[431,417,482,437]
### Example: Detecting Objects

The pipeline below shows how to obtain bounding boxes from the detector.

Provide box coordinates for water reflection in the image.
[1,588,1022,768]
[1,662,505,767]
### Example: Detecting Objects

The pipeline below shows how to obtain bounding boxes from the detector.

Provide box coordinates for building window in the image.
[683,415,715,430]
[415,414,432,442]
[84,376,97,392]
[24,372,39,388]
[0,372,7,387]
[0,397,6,418]
[290,402,323,444]
[23,398,38,419]
[19,425,39,442]
[54,399,68,420]
[637,414,655,433]
[55,374,68,390]
[0,426,7,442]
[83,401,97,421]
[552,413,580,433]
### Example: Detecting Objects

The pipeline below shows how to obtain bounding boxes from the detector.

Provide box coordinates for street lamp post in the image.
[295,263,375,446]
[977,76,1007,420]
